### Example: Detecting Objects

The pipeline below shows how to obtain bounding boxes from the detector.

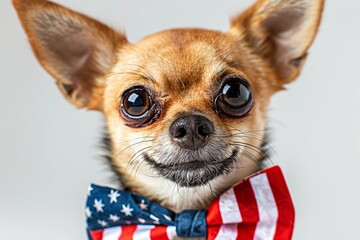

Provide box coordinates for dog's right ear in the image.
[13,0,127,110]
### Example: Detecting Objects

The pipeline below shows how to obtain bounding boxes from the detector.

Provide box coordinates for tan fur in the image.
[13,0,324,212]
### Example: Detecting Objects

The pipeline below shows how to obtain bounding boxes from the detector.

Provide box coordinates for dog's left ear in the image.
[231,0,325,85]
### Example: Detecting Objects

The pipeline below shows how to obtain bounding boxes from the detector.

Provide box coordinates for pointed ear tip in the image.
[13,0,32,7]
[13,0,47,11]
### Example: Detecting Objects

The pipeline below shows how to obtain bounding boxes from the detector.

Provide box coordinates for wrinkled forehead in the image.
[115,29,233,90]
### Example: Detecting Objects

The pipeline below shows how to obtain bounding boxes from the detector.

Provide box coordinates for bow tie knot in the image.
[175,210,207,238]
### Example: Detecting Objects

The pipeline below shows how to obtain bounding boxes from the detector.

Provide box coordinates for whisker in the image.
[207,182,217,198]
[176,184,185,200]
[240,148,263,167]
[114,134,156,144]
[114,129,160,159]
[230,142,271,163]
[132,146,163,178]
[124,146,152,171]
[217,124,266,136]
[216,124,278,160]
[231,156,247,170]
[114,140,153,160]
[231,134,278,158]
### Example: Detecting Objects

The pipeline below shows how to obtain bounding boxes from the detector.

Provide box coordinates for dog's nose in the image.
[169,115,214,150]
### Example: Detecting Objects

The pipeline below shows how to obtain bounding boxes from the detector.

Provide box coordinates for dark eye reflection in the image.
[120,86,160,128]
[222,81,251,108]
[123,90,151,117]
[215,77,254,118]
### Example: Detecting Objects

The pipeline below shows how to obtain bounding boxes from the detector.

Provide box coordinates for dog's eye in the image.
[120,87,160,127]
[215,77,254,118]
[123,90,151,116]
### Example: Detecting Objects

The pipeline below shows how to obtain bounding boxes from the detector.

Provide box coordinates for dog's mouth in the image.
[144,149,238,187]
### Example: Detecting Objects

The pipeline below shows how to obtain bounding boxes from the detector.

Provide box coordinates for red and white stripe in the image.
[207,166,294,240]
[89,225,176,240]
[89,166,294,240]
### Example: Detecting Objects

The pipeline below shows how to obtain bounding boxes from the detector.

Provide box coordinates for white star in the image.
[138,218,146,224]
[163,214,172,221]
[94,199,105,213]
[88,185,93,196]
[108,190,121,204]
[109,214,120,222]
[97,220,107,227]
[139,200,148,210]
[85,207,92,218]
[121,204,134,216]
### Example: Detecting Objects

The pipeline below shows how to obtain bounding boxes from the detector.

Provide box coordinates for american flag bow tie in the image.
[86,166,295,240]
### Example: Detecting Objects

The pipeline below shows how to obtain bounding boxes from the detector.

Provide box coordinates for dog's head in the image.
[13,0,324,211]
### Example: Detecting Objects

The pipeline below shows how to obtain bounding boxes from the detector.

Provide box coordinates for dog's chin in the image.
[144,149,238,187]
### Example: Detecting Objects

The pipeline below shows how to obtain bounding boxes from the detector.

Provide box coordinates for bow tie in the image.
[86,166,294,240]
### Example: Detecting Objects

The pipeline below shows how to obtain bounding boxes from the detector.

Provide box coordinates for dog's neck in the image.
[102,131,268,212]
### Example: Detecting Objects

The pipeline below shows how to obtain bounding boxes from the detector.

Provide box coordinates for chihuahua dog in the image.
[13,0,324,213]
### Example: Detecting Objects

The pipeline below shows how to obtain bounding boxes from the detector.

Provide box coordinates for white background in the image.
[0,0,359,239]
